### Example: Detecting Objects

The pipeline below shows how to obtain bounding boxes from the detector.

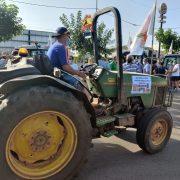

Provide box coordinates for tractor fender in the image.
[0,75,96,127]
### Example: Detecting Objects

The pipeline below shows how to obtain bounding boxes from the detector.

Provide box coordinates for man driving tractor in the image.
[47,27,86,89]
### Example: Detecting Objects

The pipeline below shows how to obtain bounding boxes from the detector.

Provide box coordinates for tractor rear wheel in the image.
[136,109,173,154]
[0,86,92,179]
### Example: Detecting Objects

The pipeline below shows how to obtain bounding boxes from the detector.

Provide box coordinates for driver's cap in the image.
[52,27,70,38]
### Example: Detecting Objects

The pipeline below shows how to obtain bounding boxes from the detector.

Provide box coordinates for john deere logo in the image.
[103,78,116,86]
[108,78,116,83]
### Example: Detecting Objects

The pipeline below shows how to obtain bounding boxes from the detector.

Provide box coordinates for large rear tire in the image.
[136,109,173,154]
[0,86,92,179]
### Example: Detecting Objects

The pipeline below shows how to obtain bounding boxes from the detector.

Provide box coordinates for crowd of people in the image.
[97,54,180,92]
[122,55,180,92]
[1,48,180,92]
[0,26,179,92]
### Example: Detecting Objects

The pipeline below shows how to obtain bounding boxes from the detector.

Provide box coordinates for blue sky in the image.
[6,0,180,46]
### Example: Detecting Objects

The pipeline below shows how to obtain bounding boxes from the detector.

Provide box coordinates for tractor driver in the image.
[47,27,86,89]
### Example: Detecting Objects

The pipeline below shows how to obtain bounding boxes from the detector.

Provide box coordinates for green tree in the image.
[59,11,113,58]
[0,0,24,42]
[155,28,180,53]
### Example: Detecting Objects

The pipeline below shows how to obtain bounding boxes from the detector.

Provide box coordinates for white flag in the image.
[148,0,157,35]
[168,40,173,54]
[127,33,132,50]
[130,2,157,55]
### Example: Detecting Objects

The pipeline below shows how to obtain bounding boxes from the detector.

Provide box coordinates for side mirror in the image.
[82,15,93,39]
[83,29,92,39]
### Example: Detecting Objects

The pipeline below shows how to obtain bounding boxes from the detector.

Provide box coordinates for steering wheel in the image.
[81,63,97,75]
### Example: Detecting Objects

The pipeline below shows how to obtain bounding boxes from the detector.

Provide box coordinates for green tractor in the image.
[0,7,173,179]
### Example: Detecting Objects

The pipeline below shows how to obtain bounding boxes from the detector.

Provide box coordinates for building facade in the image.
[0,29,54,53]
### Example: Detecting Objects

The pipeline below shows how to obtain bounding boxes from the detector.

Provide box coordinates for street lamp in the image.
[158,3,167,58]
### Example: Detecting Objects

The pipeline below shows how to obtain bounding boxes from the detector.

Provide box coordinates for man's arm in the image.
[62,64,85,79]
[56,45,85,79]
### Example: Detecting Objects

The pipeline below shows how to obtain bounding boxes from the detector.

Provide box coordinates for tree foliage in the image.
[0,0,24,42]
[59,11,113,58]
[155,28,180,53]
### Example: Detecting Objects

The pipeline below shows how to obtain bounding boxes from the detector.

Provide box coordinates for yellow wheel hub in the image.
[6,111,77,179]
[150,119,168,146]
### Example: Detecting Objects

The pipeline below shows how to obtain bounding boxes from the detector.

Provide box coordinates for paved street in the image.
[77,92,180,180]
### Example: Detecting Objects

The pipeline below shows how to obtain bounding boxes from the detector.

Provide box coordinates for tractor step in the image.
[103,130,118,137]
[114,113,135,126]
[96,113,135,127]
[96,116,116,127]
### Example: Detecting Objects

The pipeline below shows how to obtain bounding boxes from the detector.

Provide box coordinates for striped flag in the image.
[130,2,157,55]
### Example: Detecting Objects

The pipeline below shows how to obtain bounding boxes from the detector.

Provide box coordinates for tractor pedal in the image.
[96,116,116,127]
[114,113,135,126]
[103,130,118,137]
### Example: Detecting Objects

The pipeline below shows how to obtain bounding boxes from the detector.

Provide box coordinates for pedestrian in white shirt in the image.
[143,58,151,74]
[170,62,180,91]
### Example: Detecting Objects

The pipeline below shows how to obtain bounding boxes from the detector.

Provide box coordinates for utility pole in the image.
[158,3,167,58]
[96,0,98,11]
[28,30,31,45]
[150,1,157,75]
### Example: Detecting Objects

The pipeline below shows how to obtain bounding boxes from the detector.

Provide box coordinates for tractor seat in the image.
[0,64,41,84]
[33,54,53,75]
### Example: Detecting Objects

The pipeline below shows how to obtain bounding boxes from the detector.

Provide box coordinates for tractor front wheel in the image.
[0,86,92,179]
[136,109,173,154]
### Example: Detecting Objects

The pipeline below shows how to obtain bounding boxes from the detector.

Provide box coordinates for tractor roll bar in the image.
[92,7,123,103]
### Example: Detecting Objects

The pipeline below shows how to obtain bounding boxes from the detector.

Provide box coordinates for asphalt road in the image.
[76,91,180,180]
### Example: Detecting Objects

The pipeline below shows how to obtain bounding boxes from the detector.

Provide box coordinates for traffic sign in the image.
[159,3,167,14]
[159,20,166,23]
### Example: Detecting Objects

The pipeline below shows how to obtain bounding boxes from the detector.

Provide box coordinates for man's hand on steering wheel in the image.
[77,71,86,80]
[81,63,97,75]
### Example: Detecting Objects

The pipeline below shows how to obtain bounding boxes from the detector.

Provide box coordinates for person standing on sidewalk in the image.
[143,58,151,74]
[123,55,138,72]
[170,61,180,91]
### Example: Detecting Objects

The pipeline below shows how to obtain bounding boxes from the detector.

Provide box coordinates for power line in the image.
[161,27,180,30]
[128,0,180,11]
[128,0,150,8]
[107,14,140,26]
[8,0,96,10]
[122,19,140,26]
[9,0,141,27]
[171,27,180,29]
[168,8,180,11]
[8,0,180,29]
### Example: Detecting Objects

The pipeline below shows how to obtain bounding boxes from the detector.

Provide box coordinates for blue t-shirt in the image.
[47,41,67,69]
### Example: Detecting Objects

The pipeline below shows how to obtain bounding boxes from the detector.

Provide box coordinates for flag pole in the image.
[150,0,157,75]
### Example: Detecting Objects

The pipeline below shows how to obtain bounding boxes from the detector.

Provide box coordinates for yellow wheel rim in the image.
[150,119,168,146]
[6,111,77,179]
